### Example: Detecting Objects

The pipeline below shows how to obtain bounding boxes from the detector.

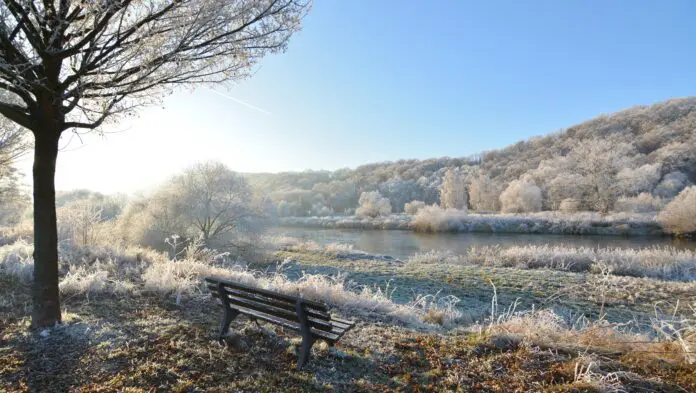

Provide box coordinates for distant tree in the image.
[0,119,30,223]
[567,140,636,213]
[658,186,696,236]
[356,191,391,218]
[0,0,310,327]
[468,174,502,212]
[654,171,692,199]
[500,177,542,213]
[546,173,588,210]
[157,162,255,247]
[439,168,467,210]
[616,163,662,197]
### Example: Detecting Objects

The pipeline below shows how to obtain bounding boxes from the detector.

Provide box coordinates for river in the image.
[270,227,696,260]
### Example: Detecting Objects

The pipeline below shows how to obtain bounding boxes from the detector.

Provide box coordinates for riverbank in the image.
[278,211,666,236]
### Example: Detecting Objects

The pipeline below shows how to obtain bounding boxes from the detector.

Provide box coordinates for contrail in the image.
[206,87,272,115]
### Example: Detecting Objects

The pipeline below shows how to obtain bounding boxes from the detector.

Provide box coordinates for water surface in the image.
[270,227,696,260]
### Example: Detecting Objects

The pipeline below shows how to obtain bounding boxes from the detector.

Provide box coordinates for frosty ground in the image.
[1,236,695,392]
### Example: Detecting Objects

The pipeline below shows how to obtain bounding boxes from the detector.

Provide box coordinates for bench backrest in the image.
[205,277,336,334]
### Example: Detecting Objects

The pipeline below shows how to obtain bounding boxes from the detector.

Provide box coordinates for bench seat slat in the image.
[331,316,355,326]
[205,277,327,310]
[212,293,347,335]
[206,283,331,320]
[219,301,341,342]
[330,320,354,330]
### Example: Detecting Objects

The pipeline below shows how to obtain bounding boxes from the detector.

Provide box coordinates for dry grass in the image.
[407,244,696,281]
[2,235,695,391]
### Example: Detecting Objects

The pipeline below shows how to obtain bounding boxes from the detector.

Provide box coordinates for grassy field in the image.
[1,238,695,392]
[274,245,696,327]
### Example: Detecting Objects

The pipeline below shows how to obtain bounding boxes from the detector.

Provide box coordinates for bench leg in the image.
[218,307,239,343]
[297,336,315,370]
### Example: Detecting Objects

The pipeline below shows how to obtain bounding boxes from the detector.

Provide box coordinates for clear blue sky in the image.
[20,0,696,193]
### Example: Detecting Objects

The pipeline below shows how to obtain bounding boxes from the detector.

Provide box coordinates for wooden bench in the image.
[205,277,356,369]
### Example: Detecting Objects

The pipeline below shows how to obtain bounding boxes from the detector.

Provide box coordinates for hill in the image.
[246,97,696,216]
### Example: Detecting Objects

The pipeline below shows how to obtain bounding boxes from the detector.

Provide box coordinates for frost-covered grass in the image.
[278,210,664,236]
[2,236,695,391]
[407,244,696,281]
[0,238,34,283]
[0,238,460,328]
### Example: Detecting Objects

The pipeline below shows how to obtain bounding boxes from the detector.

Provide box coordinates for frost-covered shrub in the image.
[559,199,581,213]
[614,193,664,213]
[654,171,691,199]
[658,186,696,235]
[546,173,588,210]
[0,239,34,282]
[404,200,426,215]
[616,164,662,196]
[500,177,542,213]
[355,191,391,218]
[57,200,107,247]
[410,205,468,232]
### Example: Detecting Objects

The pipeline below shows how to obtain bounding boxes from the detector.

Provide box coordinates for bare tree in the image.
[0,117,29,206]
[0,0,310,327]
[439,168,467,210]
[167,161,255,247]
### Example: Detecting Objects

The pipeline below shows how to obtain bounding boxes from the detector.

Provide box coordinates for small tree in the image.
[468,174,501,212]
[500,177,542,213]
[0,0,309,327]
[356,191,391,218]
[439,168,467,210]
[148,162,255,248]
[658,186,696,236]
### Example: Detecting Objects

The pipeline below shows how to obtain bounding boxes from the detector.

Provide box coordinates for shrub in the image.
[57,200,108,247]
[658,186,696,235]
[355,191,391,218]
[500,177,542,213]
[410,205,468,232]
[404,200,426,215]
[559,198,581,213]
[614,193,664,213]
[654,171,691,198]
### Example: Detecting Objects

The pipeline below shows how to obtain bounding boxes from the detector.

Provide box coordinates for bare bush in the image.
[614,193,664,213]
[57,200,107,247]
[404,200,426,215]
[658,186,696,235]
[559,199,581,213]
[356,191,392,218]
[410,205,468,232]
[500,177,542,213]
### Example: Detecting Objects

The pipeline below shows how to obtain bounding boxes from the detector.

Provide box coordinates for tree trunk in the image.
[31,130,61,328]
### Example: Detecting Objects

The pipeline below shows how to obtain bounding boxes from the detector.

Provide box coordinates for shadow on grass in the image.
[11,293,388,392]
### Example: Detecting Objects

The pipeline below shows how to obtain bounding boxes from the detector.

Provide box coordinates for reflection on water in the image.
[270,227,696,260]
